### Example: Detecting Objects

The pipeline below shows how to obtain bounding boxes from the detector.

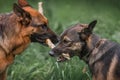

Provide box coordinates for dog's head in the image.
[13,0,58,45]
[49,20,97,62]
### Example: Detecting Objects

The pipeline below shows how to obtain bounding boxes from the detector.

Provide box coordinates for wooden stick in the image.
[46,39,55,49]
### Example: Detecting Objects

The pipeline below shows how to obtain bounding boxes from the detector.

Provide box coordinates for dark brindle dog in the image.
[49,20,120,80]
[0,0,58,80]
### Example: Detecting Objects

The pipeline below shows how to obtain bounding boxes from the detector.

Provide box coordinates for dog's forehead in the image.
[23,7,48,24]
[60,24,88,41]
[23,7,40,16]
[68,24,88,32]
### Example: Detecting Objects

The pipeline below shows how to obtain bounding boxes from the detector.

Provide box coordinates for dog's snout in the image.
[49,50,55,57]
[50,35,59,44]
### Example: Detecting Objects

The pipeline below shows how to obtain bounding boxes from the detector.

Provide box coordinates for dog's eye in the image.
[40,24,47,29]
[63,39,71,43]
[63,39,68,43]
[63,39,72,46]
[39,24,48,31]
[31,23,47,29]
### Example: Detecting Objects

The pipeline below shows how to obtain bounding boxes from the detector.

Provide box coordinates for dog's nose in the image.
[49,50,54,57]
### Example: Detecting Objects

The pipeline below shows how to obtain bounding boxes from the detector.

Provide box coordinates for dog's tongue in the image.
[46,39,55,49]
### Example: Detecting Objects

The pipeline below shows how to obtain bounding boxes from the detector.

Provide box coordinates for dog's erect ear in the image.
[78,20,97,40]
[84,20,97,34]
[13,3,31,26]
[38,2,44,15]
[84,20,97,36]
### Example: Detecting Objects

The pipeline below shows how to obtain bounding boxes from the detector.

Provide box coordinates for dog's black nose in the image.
[49,50,54,57]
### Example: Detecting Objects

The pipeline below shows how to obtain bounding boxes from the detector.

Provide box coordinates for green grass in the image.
[0,0,120,80]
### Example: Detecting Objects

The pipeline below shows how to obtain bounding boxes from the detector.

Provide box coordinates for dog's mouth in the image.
[36,37,47,45]
[46,39,71,62]
[56,53,71,62]
[30,33,58,45]
[30,33,46,45]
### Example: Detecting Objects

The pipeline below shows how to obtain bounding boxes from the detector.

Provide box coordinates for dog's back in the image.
[89,39,120,80]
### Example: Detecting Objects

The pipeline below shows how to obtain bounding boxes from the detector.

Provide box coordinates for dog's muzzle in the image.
[30,33,58,45]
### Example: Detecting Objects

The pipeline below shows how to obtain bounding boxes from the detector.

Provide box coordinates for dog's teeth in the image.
[62,53,70,60]
[57,59,60,62]
[46,39,55,49]
[66,56,70,60]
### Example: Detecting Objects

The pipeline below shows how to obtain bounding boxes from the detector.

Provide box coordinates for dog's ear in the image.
[84,20,97,34]
[78,20,97,40]
[13,3,31,26]
[38,2,44,15]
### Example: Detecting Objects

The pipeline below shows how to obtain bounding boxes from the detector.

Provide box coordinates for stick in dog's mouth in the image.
[46,39,55,49]
[46,39,70,61]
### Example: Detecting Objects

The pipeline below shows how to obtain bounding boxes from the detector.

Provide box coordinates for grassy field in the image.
[0,0,120,80]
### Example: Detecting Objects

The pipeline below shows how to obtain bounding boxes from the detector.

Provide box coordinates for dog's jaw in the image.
[56,53,71,62]
[46,39,71,62]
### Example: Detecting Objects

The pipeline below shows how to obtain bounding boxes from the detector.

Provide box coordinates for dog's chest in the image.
[11,36,30,55]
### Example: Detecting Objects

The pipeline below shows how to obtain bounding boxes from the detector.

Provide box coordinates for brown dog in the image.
[49,20,120,80]
[0,0,58,80]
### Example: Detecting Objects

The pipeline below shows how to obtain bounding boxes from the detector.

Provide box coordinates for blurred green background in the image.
[0,0,120,80]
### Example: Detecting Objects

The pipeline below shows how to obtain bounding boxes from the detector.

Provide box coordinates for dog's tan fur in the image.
[0,0,58,80]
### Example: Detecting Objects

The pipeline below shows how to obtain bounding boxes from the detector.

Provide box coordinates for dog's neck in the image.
[87,34,101,51]
[81,34,101,62]
[0,13,30,55]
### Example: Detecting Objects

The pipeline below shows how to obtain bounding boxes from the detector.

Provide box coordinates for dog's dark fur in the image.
[50,20,120,80]
[0,0,58,80]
